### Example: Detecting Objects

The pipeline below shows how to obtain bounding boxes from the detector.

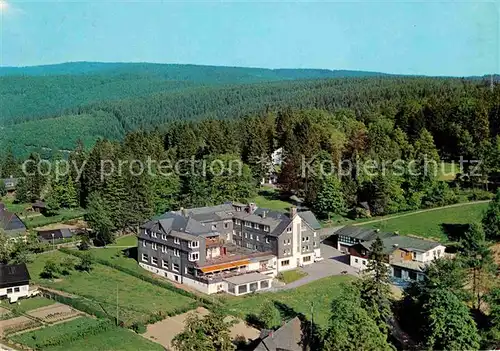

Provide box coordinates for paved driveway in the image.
[272,243,358,291]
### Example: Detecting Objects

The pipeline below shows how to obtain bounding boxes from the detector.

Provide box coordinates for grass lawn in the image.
[0,197,30,213]
[10,317,163,351]
[109,235,137,247]
[28,251,197,325]
[361,202,489,242]
[24,208,86,229]
[224,275,353,328]
[250,187,292,212]
[4,296,55,313]
[277,269,308,284]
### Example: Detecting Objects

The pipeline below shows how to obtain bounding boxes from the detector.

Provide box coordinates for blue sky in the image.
[1,1,498,76]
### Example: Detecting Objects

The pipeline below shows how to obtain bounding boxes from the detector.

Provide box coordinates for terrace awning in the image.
[200,259,250,273]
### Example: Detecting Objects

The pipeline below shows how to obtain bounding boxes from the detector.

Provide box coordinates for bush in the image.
[131,321,147,334]
[40,259,60,279]
[467,189,494,201]
[257,300,281,330]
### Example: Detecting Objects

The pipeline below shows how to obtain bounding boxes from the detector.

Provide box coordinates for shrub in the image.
[131,321,147,334]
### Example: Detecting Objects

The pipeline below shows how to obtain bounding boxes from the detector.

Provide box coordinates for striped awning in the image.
[200,259,250,273]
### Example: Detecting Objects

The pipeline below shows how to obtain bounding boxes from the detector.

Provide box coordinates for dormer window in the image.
[245,221,252,228]
[212,223,217,230]
[264,226,270,232]
[161,234,167,241]
[151,232,157,238]
[174,237,180,245]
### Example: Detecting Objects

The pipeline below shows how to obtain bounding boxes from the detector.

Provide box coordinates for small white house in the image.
[0,263,32,303]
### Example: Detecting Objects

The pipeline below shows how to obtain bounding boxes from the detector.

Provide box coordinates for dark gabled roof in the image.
[141,212,215,240]
[0,263,30,287]
[37,228,73,241]
[32,201,47,209]
[0,204,26,236]
[335,226,394,241]
[298,211,321,230]
[254,317,302,351]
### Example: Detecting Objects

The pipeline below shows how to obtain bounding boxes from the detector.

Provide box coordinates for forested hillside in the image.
[0,72,497,158]
[0,62,389,124]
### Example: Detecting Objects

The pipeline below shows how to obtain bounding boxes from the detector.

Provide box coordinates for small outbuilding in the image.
[0,263,32,303]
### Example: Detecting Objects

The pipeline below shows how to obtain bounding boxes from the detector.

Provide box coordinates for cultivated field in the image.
[9,316,164,351]
[28,251,198,325]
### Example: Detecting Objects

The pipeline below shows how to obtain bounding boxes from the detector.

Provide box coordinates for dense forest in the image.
[1,68,498,158]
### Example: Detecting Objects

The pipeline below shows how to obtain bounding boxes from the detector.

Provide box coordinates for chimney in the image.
[290,206,297,218]
[181,207,187,217]
[248,203,256,214]
[262,211,266,219]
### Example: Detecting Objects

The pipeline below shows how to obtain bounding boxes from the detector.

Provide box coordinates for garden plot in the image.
[26,303,81,324]
[0,316,40,336]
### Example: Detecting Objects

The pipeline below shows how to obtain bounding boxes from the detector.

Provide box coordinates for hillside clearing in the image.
[360,202,489,242]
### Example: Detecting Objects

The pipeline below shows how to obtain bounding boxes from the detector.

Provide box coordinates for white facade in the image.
[0,284,30,303]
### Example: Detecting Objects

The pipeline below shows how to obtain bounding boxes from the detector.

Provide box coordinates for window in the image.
[266,237,270,244]
[142,253,148,262]
[151,257,158,265]
[253,223,259,229]
[363,260,367,266]
[264,226,270,232]
[172,263,179,272]
[151,232,157,238]
[260,280,269,289]
[152,242,157,250]
[162,234,167,241]
[286,227,292,233]
[306,236,310,242]
[174,237,180,245]
[281,260,290,266]
[244,233,248,238]
[224,222,230,229]
[313,232,317,237]
[303,256,311,262]
[247,243,253,249]
[6,288,12,294]
[189,252,200,261]
[354,258,359,263]
[426,252,430,257]
[313,242,317,247]
[173,249,180,257]
[256,235,260,241]
[235,219,241,225]
[412,252,417,259]
[14,287,20,292]
[211,223,217,230]
[162,260,169,268]
[188,241,199,248]
[245,221,251,228]
[161,245,167,253]
[142,240,146,247]
[250,233,253,240]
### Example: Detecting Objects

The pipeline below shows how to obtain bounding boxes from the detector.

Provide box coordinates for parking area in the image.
[273,243,358,291]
